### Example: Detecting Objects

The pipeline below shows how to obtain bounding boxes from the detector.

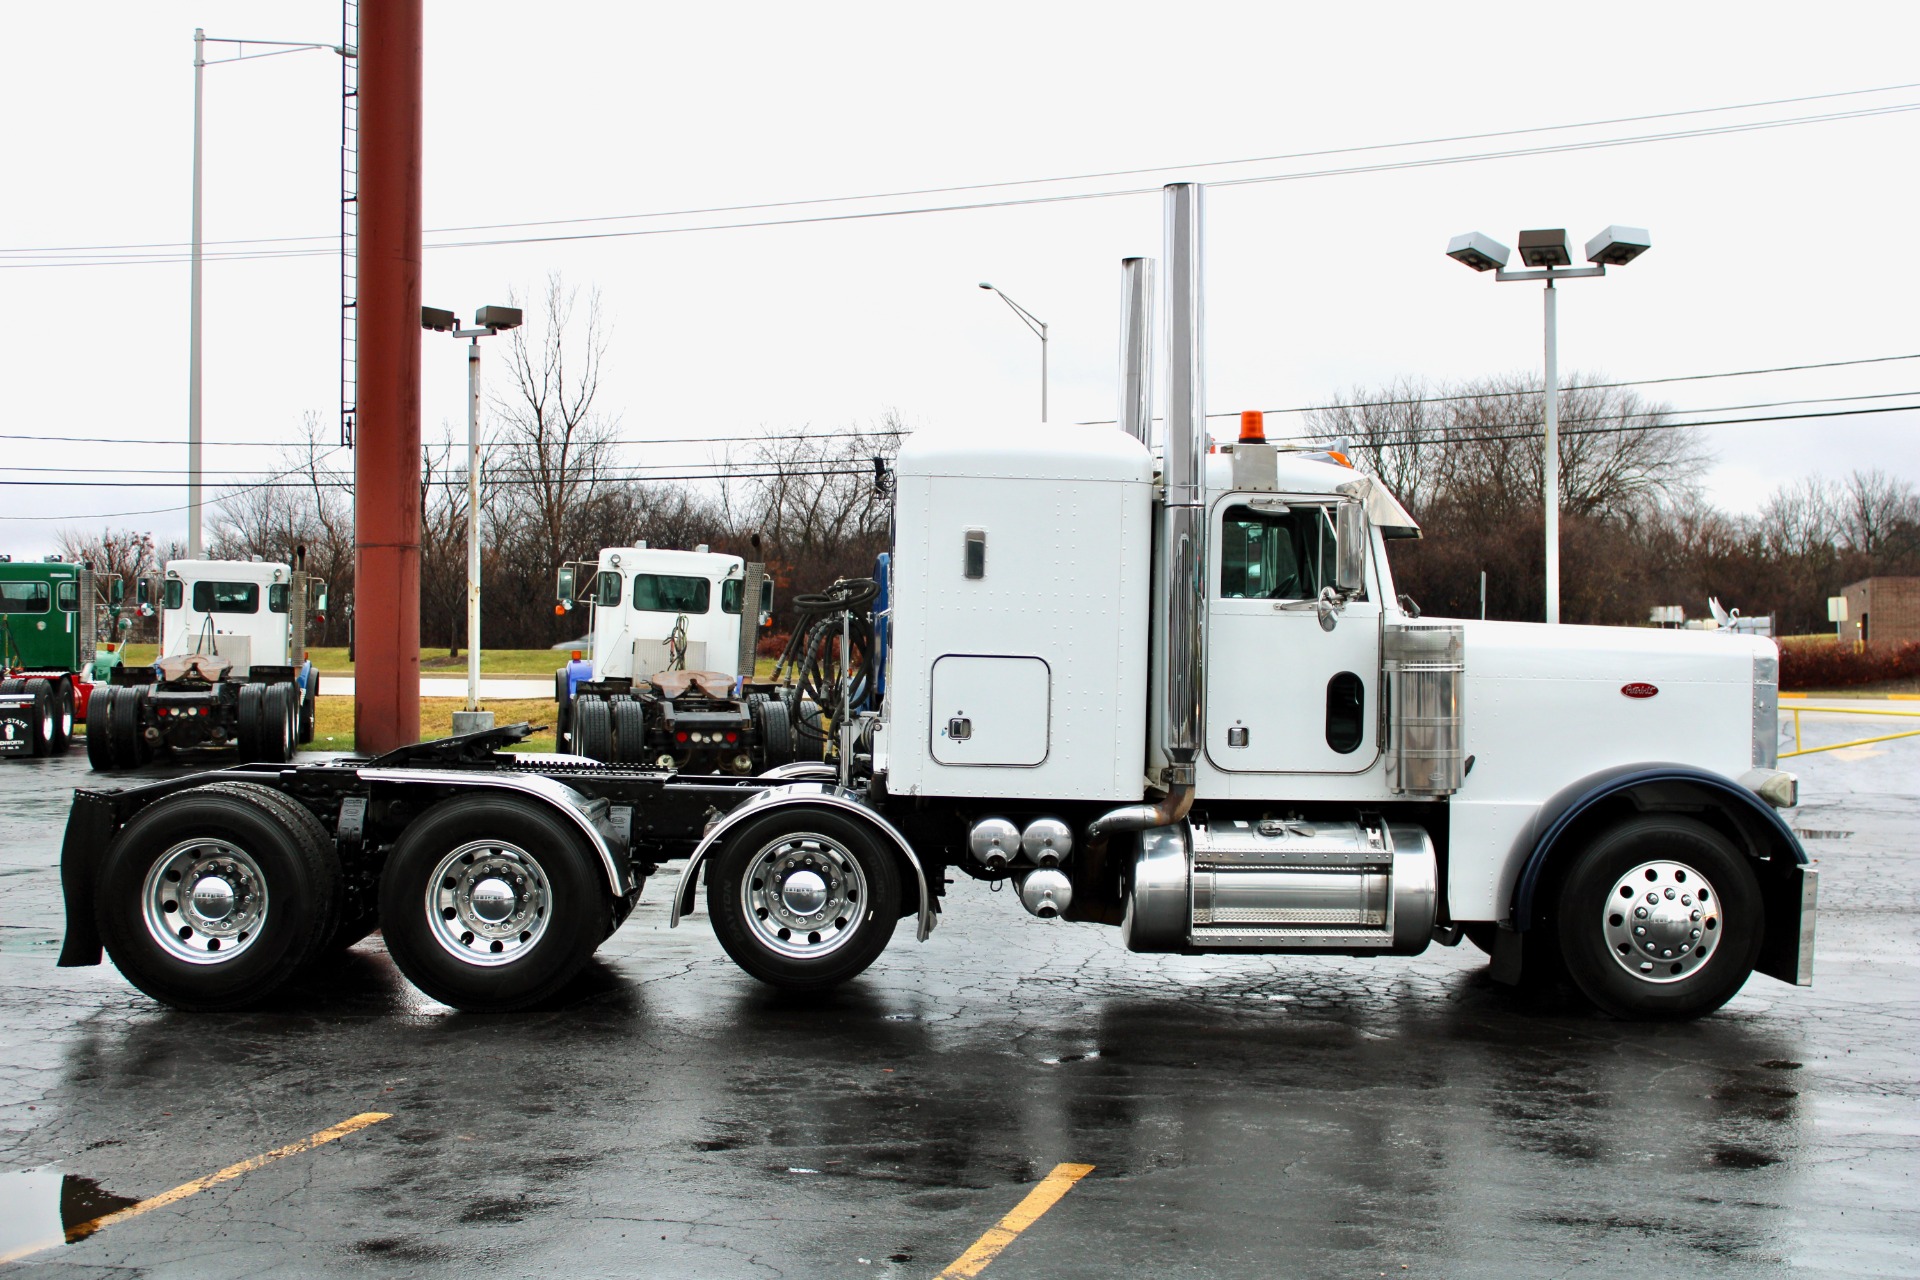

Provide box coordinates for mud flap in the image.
[1755,862,1818,987]
[0,695,32,757]
[57,791,119,966]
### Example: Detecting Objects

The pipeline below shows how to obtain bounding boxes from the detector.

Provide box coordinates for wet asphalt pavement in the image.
[0,728,1915,1278]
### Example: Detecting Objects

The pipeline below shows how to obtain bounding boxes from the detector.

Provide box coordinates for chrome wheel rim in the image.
[740,833,866,960]
[141,839,269,965]
[424,840,552,966]
[1602,859,1722,984]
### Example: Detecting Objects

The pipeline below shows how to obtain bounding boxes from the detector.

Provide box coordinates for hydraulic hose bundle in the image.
[772,578,878,748]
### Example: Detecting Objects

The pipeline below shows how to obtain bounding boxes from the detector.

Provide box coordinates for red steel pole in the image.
[352,0,424,752]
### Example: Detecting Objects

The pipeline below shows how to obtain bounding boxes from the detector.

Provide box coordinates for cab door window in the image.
[0,582,50,614]
[1219,504,1355,600]
[596,571,623,607]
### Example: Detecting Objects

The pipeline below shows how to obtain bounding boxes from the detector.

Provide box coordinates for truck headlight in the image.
[1752,651,1779,770]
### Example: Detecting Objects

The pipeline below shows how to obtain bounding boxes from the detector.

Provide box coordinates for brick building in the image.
[1840,576,1920,644]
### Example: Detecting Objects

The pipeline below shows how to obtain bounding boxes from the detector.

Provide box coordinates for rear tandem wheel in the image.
[93,781,341,1010]
[377,794,609,1012]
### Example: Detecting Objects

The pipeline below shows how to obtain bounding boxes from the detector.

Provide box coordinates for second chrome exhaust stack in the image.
[1091,182,1206,840]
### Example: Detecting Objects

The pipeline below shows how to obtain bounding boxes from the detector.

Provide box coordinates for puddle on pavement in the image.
[0,1169,138,1257]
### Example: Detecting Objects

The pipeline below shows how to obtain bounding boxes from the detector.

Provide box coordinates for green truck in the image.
[0,557,123,758]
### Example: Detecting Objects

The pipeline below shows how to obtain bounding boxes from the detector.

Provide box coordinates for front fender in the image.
[672,783,936,941]
[1509,762,1814,986]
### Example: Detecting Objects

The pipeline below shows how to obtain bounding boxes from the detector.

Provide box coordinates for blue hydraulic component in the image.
[565,656,594,699]
[870,552,890,705]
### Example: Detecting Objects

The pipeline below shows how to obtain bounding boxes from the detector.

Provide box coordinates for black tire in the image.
[27,681,55,757]
[263,684,296,762]
[1555,815,1763,1020]
[87,686,123,771]
[793,697,827,761]
[49,678,74,753]
[111,683,151,766]
[0,678,20,695]
[553,669,572,748]
[298,674,318,745]
[93,781,340,1010]
[574,695,613,761]
[236,682,265,760]
[753,699,793,764]
[706,807,901,992]
[377,794,607,1012]
[611,699,649,764]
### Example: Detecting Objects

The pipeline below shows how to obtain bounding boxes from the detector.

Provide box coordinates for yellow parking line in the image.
[0,1111,391,1265]
[939,1162,1095,1278]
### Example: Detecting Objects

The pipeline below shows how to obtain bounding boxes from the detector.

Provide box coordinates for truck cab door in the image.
[1205,496,1381,774]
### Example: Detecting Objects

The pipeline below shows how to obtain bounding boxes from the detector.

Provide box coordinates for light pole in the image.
[1446,225,1651,624]
[422,305,523,729]
[979,282,1049,422]
[187,30,353,560]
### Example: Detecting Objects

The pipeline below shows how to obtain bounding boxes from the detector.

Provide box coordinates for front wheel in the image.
[1555,815,1763,1020]
[378,795,607,1012]
[705,808,901,992]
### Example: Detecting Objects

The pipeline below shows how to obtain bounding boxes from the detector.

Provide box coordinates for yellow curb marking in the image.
[938,1162,1094,1279]
[0,1111,391,1266]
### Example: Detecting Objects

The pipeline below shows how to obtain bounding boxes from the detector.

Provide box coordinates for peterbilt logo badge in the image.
[1621,682,1659,699]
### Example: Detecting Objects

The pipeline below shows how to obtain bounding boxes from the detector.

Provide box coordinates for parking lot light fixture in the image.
[1445,223,1652,624]
[421,304,524,717]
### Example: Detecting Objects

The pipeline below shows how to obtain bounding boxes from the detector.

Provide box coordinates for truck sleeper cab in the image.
[0,558,120,758]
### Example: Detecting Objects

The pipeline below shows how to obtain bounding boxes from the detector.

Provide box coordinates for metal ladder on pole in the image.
[339,0,359,449]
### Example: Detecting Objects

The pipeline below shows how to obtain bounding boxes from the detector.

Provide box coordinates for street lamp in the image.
[1446,224,1651,624]
[187,29,354,560]
[422,304,523,729]
[979,282,1049,422]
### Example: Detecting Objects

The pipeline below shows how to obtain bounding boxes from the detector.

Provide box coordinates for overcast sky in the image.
[4,1,1918,555]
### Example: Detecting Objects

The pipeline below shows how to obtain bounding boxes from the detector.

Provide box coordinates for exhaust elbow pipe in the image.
[1088,778,1194,838]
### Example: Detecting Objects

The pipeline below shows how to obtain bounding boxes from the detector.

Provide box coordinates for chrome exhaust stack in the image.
[1117,256,1155,447]
[1092,183,1207,840]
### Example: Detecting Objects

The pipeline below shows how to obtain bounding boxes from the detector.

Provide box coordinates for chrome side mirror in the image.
[1334,502,1367,596]
[555,566,576,607]
[1316,586,1341,632]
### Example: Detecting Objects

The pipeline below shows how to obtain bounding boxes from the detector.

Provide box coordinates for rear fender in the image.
[672,783,936,941]
[1510,762,1813,986]
[358,769,635,898]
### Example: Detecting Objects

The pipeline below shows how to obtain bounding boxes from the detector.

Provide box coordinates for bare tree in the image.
[491,274,621,576]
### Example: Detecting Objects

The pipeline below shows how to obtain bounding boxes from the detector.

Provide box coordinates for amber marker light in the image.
[1239,410,1266,443]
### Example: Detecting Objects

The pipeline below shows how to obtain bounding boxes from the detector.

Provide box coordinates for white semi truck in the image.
[57,184,1811,1023]
[86,559,326,769]
[551,544,792,770]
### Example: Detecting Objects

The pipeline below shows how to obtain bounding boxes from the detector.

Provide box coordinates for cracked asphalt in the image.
[1,736,1915,1278]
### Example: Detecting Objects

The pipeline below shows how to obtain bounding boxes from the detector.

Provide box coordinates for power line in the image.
[8,356,1918,452]
[1078,353,1920,423]
[8,100,1917,270]
[9,391,1920,477]
[10,80,1916,259]
[6,401,1919,498]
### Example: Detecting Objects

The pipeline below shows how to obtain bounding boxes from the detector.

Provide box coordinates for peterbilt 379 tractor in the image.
[86,559,327,770]
[56,184,1812,1025]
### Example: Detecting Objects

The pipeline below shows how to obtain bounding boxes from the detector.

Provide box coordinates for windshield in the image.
[632,574,710,614]
[0,582,50,614]
[191,581,261,614]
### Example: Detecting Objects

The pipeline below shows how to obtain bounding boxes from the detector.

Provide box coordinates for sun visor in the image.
[1336,475,1421,540]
